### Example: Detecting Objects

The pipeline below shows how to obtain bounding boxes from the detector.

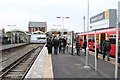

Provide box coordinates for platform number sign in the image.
[105,10,109,19]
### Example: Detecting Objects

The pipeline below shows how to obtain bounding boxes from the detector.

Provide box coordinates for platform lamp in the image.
[56,17,70,37]
[83,0,90,69]
[83,16,86,32]
[8,25,16,45]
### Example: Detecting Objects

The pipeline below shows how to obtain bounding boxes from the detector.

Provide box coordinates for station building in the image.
[28,22,47,33]
[6,30,31,44]
[0,28,7,44]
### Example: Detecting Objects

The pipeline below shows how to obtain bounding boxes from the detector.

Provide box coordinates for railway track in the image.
[0,44,44,80]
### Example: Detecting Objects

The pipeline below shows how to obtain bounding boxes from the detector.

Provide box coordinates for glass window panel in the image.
[80,36,83,41]
[109,38,116,44]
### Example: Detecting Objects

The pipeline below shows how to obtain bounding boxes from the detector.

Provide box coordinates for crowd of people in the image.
[78,37,120,63]
[46,37,67,55]
[46,36,120,63]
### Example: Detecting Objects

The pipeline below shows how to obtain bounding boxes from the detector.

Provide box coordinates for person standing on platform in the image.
[102,38,111,61]
[96,39,99,59]
[83,39,87,56]
[53,37,59,55]
[62,37,67,54]
[59,38,62,53]
[76,40,81,56]
[46,37,52,54]
[61,37,64,53]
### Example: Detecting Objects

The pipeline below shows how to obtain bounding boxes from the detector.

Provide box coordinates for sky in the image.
[0,0,120,33]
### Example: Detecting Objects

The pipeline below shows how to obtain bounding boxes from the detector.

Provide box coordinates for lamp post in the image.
[83,16,86,32]
[86,0,89,67]
[84,0,90,68]
[57,17,70,37]
[53,25,61,29]
[8,25,16,45]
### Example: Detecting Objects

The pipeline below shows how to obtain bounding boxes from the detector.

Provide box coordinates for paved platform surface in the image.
[0,43,29,51]
[52,53,107,78]
[67,47,120,79]
[25,46,48,78]
[25,46,120,79]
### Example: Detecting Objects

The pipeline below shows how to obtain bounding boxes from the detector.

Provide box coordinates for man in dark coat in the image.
[46,37,52,54]
[62,37,66,53]
[53,37,59,54]
[76,40,81,56]
[83,39,87,56]
[102,38,111,61]
[59,38,62,53]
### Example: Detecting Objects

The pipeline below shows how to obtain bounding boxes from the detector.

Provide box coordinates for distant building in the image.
[28,22,47,33]
[6,30,31,43]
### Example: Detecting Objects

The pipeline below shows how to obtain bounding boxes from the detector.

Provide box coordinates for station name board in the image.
[90,12,105,23]
[90,10,109,24]
[90,9,116,31]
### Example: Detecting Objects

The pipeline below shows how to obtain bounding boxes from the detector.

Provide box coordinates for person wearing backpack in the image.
[102,38,111,61]
[76,40,81,56]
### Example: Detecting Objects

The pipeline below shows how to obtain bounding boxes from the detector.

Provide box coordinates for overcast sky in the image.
[0,0,120,32]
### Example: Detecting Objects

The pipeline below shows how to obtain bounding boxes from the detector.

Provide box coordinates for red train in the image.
[78,27,120,57]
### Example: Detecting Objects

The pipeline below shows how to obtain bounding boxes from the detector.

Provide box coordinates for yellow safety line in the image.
[43,53,54,79]
[84,51,120,66]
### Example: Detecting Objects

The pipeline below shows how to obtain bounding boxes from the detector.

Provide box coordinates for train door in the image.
[100,33,105,51]
[84,35,86,41]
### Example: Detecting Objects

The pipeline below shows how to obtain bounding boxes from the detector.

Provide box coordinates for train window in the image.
[114,35,116,37]
[37,37,46,40]
[114,35,119,38]
[109,34,119,45]
[88,36,91,42]
[109,35,113,38]
[109,38,116,44]
[110,34,119,38]
[80,36,83,41]
[92,36,97,43]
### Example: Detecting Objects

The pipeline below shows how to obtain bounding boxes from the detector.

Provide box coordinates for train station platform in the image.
[25,46,120,79]
[0,43,29,51]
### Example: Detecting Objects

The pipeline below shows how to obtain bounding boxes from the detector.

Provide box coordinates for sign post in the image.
[115,1,120,79]
[84,0,90,69]
[95,30,97,71]
[71,31,74,55]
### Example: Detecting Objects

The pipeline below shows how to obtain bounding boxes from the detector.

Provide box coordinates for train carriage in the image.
[30,34,46,44]
[79,28,120,57]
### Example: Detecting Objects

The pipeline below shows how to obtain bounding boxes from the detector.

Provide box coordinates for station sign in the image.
[90,9,116,31]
